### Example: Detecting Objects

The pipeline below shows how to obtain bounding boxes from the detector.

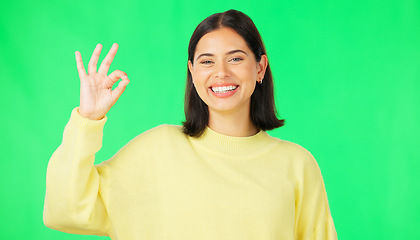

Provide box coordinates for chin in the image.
[208,102,249,114]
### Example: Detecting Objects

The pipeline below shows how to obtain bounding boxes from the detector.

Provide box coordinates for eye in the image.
[200,60,214,65]
[230,57,243,62]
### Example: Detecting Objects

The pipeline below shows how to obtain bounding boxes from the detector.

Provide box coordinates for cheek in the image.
[235,64,258,81]
[192,69,211,84]
[191,70,208,94]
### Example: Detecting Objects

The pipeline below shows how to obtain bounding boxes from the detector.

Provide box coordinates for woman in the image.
[44,9,337,240]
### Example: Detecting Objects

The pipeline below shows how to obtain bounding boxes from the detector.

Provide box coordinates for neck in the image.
[208,107,258,137]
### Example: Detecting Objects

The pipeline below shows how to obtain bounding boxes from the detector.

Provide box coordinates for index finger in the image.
[98,43,119,74]
[75,51,87,79]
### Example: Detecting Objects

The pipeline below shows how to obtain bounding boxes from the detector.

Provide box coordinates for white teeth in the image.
[211,85,238,93]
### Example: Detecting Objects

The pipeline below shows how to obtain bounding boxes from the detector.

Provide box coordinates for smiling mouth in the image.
[211,85,239,93]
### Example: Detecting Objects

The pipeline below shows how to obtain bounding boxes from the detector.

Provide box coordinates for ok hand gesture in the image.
[75,43,130,120]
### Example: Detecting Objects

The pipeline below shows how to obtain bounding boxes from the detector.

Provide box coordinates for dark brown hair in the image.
[182,9,284,137]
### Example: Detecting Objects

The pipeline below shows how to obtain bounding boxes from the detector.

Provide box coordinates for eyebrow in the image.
[195,49,248,62]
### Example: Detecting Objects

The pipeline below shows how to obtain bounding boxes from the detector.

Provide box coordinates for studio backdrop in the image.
[0,0,419,239]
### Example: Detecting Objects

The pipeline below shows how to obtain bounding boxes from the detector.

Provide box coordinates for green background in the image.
[1,0,419,239]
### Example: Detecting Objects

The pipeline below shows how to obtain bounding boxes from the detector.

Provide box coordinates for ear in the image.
[257,54,268,81]
[188,60,194,78]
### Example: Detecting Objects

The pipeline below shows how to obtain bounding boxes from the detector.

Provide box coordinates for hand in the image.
[75,43,130,120]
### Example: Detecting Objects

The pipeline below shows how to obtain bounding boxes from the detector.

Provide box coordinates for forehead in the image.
[195,27,251,55]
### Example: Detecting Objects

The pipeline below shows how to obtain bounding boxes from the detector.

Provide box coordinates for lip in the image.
[209,83,239,98]
[210,82,238,88]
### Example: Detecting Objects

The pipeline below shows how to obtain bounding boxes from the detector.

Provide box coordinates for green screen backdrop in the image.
[1,0,419,239]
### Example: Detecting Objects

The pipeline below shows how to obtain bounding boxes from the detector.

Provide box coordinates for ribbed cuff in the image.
[68,107,107,132]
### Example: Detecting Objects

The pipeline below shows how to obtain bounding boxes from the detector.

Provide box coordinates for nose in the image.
[214,61,230,79]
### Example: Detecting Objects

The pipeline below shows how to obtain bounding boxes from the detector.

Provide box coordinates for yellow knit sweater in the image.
[43,108,337,240]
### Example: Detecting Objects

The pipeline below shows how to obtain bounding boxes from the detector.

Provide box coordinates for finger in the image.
[88,43,102,74]
[98,43,119,75]
[111,77,130,104]
[107,70,128,86]
[75,51,87,79]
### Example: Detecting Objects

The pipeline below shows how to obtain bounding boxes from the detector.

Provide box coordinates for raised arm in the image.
[43,44,130,235]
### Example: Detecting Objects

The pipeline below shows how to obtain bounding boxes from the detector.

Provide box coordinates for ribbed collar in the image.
[188,126,277,158]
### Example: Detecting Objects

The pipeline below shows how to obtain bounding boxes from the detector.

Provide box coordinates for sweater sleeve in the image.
[295,152,337,240]
[43,107,111,236]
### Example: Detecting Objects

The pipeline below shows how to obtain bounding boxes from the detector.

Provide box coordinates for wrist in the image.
[78,108,105,120]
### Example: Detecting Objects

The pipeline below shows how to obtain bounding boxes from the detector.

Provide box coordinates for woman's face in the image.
[188,27,267,116]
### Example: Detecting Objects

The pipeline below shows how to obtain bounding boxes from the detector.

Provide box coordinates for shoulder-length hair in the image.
[182,9,284,137]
